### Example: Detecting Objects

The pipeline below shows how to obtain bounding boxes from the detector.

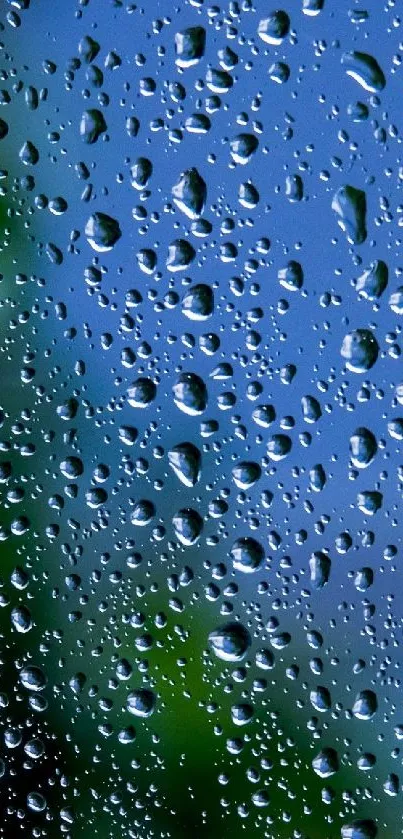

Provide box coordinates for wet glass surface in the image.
[0,1,402,837]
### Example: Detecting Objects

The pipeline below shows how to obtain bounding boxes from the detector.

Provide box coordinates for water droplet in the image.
[310,685,331,712]
[350,427,377,468]
[131,499,155,526]
[341,819,378,839]
[232,461,261,489]
[258,11,290,45]
[172,508,203,545]
[357,490,383,516]
[356,260,388,300]
[127,688,156,718]
[278,260,303,291]
[27,792,47,812]
[342,51,385,93]
[239,181,260,208]
[208,622,251,662]
[267,434,292,460]
[389,287,403,315]
[131,157,153,190]
[230,133,259,164]
[20,666,47,692]
[182,284,214,320]
[312,747,339,777]
[354,567,374,591]
[231,703,254,726]
[230,537,264,573]
[332,185,367,245]
[168,442,201,486]
[206,69,233,94]
[384,773,399,796]
[301,395,322,423]
[172,167,207,219]
[24,739,44,760]
[11,605,32,633]
[127,378,157,408]
[167,239,196,272]
[341,329,379,372]
[175,26,206,68]
[309,551,331,588]
[85,212,121,252]
[303,0,324,16]
[352,689,378,720]
[78,35,100,63]
[80,109,107,144]
[252,404,276,428]
[173,373,207,415]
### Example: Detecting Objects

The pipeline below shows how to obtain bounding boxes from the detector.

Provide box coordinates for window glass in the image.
[0,2,401,837]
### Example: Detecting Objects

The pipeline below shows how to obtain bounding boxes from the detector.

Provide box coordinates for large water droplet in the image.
[167,239,196,272]
[85,212,121,252]
[208,622,251,662]
[341,819,378,839]
[182,284,214,320]
[258,11,290,45]
[341,329,379,372]
[342,51,385,93]
[173,373,207,415]
[352,689,378,720]
[19,140,39,165]
[230,133,259,164]
[309,551,331,588]
[232,461,261,489]
[127,689,156,718]
[310,685,331,712]
[168,442,201,487]
[20,666,47,692]
[80,109,107,144]
[349,427,377,468]
[172,167,207,219]
[332,185,367,245]
[230,537,264,573]
[355,260,388,300]
[175,26,206,68]
[131,157,153,190]
[303,0,324,16]
[172,508,203,545]
[312,747,339,777]
[127,378,157,408]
